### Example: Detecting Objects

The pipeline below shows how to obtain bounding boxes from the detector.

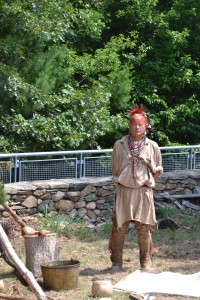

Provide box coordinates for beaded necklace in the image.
[128,134,146,177]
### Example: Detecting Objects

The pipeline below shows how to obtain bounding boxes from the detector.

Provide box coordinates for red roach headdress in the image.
[128,103,144,118]
[128,104,153,132]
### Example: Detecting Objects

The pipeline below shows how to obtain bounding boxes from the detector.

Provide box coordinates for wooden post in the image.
[24,234,58,278]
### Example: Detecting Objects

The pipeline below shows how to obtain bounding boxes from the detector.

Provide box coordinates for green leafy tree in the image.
[99,0,200,145]
[1,0,200,153]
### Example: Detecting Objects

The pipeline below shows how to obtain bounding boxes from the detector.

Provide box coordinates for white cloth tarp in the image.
[114,270,200,298]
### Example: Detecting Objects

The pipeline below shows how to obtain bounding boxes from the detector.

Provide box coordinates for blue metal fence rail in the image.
[0,145,199,183]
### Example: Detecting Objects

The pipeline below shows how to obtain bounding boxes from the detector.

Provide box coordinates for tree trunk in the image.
[24,234,58,277]
[0,224,47,300]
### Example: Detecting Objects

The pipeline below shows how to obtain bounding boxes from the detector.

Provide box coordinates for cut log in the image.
[0,224,47,300]
[182,200,200,211]
[164,193,200,201]
[24,234,58,277]
[174,200,185,210]
[154,192,170,201]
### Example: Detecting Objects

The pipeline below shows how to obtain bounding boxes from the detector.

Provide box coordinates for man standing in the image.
[109,104,163,271]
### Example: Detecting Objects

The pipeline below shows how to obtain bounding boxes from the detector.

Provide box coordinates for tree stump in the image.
[24,233,58,278]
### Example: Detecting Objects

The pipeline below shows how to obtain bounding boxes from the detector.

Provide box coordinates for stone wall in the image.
[154,170,200,194]
[1,170,200,222]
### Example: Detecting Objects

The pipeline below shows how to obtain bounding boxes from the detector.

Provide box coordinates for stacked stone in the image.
[1,178,115,223]
[1,170,200,223]
[154,170,200,195]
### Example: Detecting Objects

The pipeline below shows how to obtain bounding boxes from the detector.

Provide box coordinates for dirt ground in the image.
[0,209,200,300]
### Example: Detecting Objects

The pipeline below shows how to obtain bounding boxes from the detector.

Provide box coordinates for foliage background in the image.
[0,0,200,152]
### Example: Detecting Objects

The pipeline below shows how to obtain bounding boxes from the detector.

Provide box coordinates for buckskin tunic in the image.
[109,134,163,269]
[111,135,163,229]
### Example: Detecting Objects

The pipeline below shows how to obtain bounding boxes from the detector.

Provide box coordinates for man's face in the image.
[129,114,146,140]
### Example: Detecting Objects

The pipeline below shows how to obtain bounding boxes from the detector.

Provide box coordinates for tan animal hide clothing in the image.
[111,136,163,228]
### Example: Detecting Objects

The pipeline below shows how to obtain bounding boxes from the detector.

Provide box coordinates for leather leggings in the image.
[109,211,152,268]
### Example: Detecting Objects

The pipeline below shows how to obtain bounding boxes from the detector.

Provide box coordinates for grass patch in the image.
[39,211,96,241]
[74,226,92,240]
[156,206,179,220]
[39,211,63,233]
[100,220,112,236]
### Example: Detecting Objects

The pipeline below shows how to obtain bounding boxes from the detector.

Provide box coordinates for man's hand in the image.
[153,171,161,182]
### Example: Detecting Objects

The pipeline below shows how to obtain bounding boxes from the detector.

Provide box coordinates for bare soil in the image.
[0,206,200,300]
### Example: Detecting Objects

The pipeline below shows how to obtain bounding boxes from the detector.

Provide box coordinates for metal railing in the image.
[160,145,196,172]
[0,145,199,184]
[19,158,78,181]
